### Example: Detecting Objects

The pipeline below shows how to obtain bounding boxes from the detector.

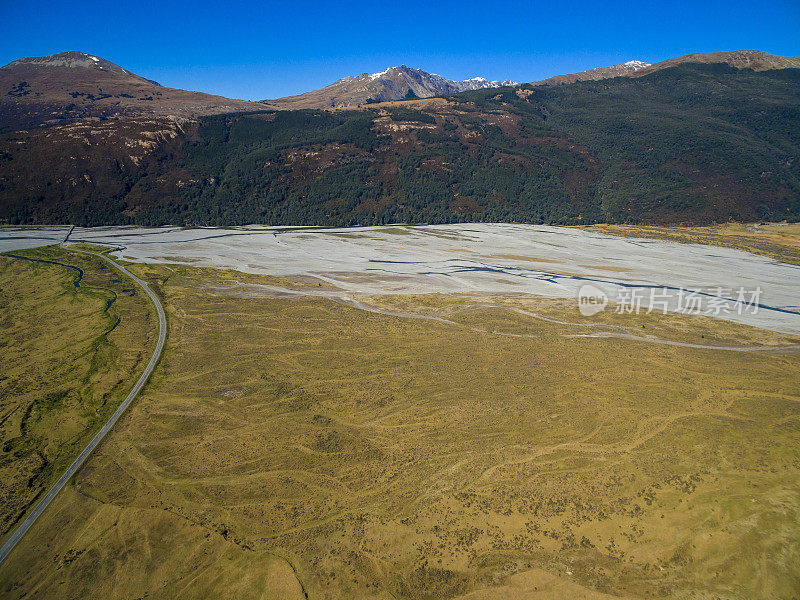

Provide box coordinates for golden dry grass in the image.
[1,262,799,599]
[584,222,800,266]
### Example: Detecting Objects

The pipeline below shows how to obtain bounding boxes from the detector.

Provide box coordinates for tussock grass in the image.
[1,263,799,599]
[584,222,800,266]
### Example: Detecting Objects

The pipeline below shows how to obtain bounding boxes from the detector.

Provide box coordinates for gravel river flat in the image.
[3,223,800,333]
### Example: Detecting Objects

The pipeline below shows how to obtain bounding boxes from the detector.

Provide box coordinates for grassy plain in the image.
[1,261,799,599]
[584,222,800,266]
[0,246,154,541]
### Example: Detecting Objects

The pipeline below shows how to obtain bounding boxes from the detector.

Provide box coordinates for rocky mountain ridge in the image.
[263,65,518,109]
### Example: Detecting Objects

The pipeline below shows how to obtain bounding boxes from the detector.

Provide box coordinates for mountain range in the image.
[5,50,799,124]
[0,49,799,227]
[263,65,518,109]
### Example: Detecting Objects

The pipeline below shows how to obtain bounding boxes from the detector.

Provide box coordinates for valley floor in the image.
[0,224,799,599]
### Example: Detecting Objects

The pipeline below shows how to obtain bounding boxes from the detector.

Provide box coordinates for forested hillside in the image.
[1,64,798,226]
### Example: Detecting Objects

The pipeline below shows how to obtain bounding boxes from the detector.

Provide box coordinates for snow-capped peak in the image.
[369,67,394,80]
[320,65,520,107]
[623,60,651,70]
[361,66,516,87]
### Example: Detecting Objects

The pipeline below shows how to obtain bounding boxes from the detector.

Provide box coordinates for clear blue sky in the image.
[1,0,798,101]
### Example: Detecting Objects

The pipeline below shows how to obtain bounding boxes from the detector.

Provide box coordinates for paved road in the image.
[0,246,167,567]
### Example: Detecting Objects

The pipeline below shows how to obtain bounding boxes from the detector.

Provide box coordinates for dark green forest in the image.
[2,64,799,226]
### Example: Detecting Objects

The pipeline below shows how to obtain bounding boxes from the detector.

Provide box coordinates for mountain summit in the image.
[5,51,157,82]
[0,51,263,130]
[264,65,518,109]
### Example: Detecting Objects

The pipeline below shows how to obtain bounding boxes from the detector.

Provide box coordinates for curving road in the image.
[0,245,167,567]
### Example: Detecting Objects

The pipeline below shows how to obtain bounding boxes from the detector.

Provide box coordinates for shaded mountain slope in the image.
[2,63,798,227]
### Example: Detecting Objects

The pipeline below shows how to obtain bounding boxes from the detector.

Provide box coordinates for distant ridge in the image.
[632,50,800,76]
[263,65,517,109]
[532,60,652,85]
[529,51,800,87]
[264,50,800,108]
[3,50,799,121]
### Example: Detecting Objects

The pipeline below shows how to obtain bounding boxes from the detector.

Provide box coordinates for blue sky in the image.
[1,0,798,100]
